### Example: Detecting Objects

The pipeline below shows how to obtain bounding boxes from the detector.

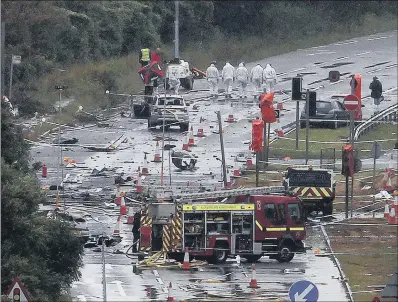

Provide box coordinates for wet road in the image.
[30,30,397,301]
[71,215,347,302]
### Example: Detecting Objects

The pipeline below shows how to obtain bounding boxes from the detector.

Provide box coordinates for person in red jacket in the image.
[151,48,162,64]
[150,48,162,94]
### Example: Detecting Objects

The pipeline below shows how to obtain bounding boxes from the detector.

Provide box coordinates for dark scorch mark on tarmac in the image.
[321,62,354,69]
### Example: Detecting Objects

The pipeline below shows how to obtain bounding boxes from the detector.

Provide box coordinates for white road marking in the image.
[355,51,370,56]
[105,264,113,270]
[368,35,392,41]
[290,67,306,73]
[334,40,357,46]
[156,277,164,285]
[307,51,336,56]
[111,280,126,297]
[153,269,160,277]
[333,56,349,61]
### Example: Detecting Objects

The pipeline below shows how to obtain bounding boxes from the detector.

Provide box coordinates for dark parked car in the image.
[300,99,349,129]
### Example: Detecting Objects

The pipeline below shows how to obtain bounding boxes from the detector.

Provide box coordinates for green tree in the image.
[1,105,84,301]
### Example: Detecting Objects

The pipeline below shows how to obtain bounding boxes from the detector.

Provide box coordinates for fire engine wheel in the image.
[276,245,294,263]
[323,201,333,216]
[210,244,229,264]
[245,255,262,263]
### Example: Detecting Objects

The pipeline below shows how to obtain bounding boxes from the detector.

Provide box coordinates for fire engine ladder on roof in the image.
[171,186,286,202]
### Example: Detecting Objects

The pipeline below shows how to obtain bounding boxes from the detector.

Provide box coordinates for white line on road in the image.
[111,280,126,297]
[334,40,357,46]
[105,264,113,270]
[156,277,164,285]
[333,56,349,61]
[76,295,87,302]
[355,51,370,56]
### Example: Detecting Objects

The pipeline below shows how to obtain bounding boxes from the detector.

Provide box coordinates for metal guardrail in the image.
[354,103,398,141]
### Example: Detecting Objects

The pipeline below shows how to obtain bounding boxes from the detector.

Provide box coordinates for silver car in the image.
[148,95,190,132]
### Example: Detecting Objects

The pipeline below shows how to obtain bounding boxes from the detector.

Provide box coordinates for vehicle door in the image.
[286,202,306,241]
[254,201,286,241]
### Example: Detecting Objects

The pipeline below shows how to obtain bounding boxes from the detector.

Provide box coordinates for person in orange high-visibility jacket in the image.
[259,92,276,123]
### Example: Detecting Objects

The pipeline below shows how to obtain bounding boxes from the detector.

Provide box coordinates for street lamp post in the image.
[55,85,65,212]
[9,55,21,100]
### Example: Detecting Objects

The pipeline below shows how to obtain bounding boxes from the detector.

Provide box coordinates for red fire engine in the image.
[139,186,306,264]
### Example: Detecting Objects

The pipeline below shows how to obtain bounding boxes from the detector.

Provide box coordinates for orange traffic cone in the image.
[114,184,121,205]
[393,190,398,213]
[167,282,174,302]
[276,101,284,110]
[388,207,398,225]
[113,216,121,237]
[226,114,235,123]
[127,207,134,224]
[226,169,232,189]
[120,192,127,215]
[153,142,161,162]
[182,134,190,151]
[233,162,241,177]
[246,147,253,166]
[384,202,390,219]
[196,122,206,137]
[276,119,284,137]
[136,176,143,193]
[384,169,393,191]
[182,248,190,269]
[188,126,195,146]
[141,154,149,175]
[249,264,258,288]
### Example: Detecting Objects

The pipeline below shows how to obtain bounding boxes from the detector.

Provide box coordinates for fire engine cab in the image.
[139,186,306,264]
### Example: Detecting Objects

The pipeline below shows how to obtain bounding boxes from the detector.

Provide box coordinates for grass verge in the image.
[269,124,397,160]
[326,219,398,302]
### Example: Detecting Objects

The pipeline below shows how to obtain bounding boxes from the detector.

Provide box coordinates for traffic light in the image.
[292,77,302,101]
[251,119,264,152]
[13,288,20,302]
[308,91,317,117]
[341,145,354,177]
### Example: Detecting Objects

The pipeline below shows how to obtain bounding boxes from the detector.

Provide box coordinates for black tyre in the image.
[275,242,294,263]
[332,114,338,129]
[245,255,262,263]
[209,243,229,264]
[323,201,333,216]
[180,123,189,132]
[147,119,155,130]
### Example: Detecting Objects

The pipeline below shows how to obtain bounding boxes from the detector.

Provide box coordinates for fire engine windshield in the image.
[288,203,302,222]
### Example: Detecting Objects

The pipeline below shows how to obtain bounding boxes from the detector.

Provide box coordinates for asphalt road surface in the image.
[30,30,397,301]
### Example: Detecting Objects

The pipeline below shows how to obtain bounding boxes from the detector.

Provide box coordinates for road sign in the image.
[274,109,280,119]
[289,280,319,302]
[12,55,21,64]
[371,141,381,159]
[343,94,360,111]
[6,277,32,302]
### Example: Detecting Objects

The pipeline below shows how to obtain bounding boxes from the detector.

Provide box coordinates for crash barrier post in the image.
[136,176,143,193]
[127,207,134,224]
[233,161,241,177]
[246,146,253,166]
[226,169,232,189]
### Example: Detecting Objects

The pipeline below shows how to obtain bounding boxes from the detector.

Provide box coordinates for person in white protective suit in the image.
[168,69,180,95]
[263,63,277,93]
[250,63,263,97]
[235,62,249,98]
[206,61,220,98]
[222,61,235,98]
